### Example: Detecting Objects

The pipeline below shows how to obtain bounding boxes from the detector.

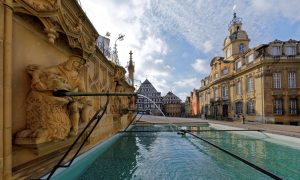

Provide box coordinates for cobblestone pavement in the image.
[137,115,300,138]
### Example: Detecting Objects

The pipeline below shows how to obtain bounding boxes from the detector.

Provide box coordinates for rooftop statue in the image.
[15,55,92,144]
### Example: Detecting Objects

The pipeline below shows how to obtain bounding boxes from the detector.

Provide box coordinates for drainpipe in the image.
[2,0,13,179]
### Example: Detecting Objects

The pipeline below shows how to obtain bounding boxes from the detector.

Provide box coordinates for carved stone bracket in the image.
[44,27,59,44]
[13,0,98,54]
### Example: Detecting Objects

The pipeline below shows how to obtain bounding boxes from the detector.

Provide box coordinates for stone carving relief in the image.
[109,66,128,116]
[15,55,92,144]
[14,0,98,54]
[15,0,60,13]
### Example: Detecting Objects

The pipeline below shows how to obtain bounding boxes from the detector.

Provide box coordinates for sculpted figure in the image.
[110,67,127,115]
[16,55,91,143]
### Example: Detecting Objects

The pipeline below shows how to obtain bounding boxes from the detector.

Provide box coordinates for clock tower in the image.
[223,13,250,61]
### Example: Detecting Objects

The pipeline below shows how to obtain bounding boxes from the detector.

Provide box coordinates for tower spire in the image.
[129,50,133,62]
[127,50,135,87]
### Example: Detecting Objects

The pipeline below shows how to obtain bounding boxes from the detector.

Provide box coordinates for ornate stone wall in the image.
[0,0,135,179]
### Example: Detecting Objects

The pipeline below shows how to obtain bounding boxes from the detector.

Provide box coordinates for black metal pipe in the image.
[182,130,282,180]
[53,90,137,97]
[45,97,110,180]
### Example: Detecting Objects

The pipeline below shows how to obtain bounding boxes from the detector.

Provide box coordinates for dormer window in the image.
[236,61,242,69]
[222,68,228,75]
[271,46,280,56]
[214,73,219,78]
[285,46,296,56]
[247,54,254,63]
[239,44,244,54]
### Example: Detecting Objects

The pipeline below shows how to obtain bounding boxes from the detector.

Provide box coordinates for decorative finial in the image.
[228,6,242,28]
[233,5,237,18]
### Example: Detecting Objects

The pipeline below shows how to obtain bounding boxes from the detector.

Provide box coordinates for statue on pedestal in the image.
[15,55,92,144]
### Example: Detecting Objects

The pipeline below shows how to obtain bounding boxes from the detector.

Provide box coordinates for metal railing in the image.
[45,97,109,180]
[45,91,137,179]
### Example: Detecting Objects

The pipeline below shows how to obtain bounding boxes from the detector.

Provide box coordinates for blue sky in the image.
[81,0,300,100]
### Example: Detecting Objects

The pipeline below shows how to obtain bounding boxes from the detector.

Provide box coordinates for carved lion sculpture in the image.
[15,56,91,143]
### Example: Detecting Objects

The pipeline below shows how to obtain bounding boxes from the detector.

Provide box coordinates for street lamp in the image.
[113,34,125,65]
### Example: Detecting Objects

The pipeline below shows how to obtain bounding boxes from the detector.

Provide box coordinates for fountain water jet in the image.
[137,94,165,116]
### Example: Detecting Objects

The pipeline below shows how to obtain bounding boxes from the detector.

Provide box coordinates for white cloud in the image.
[172,78,199,100]
[251,0,300,22]
[191,58,210,74]
[154,59,163,64]
[81,0,300,105]
[177,92,189,101]
[81,0,171,95]
[142,0,300,55]
[173,78,198,88]
[203,40,213,53]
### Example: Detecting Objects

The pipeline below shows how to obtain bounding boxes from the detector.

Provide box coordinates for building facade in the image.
[162,91,182,117]
[136,79,163,115]
[184,97,192,117]
[194,13,300,125]
[190,89,200,116]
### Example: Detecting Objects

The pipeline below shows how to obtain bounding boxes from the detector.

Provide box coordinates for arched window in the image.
[239,44,244,54]
[226,48,231,58]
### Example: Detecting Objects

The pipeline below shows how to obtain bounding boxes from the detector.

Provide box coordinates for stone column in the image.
[1,0,13,179]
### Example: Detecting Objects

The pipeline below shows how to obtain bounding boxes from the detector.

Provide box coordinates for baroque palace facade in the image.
[189,13,300,125]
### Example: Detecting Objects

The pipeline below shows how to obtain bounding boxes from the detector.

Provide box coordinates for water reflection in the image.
[79,124,300,180]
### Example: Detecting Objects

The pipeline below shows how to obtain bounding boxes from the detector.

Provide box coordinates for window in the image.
[271,46,280,56]
[247,54,254,63]
[222,85,228,98]
[247,78,254,92]
[247,100,255,114]
[236,81,242,95]
[289,99,297,115]
[288,72,296,88]
[222,68,228,75]
[226,48,231,58]
[285,46,296,56]
[214,73,219,78]
[236,61,242,69]
[274,99,283,115]
[235,102,243,114]
[239,44,244,54]
[214,88,218,100]
[273,73,281,88]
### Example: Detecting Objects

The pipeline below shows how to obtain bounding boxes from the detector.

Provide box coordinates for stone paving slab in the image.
[137,115,300,138]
